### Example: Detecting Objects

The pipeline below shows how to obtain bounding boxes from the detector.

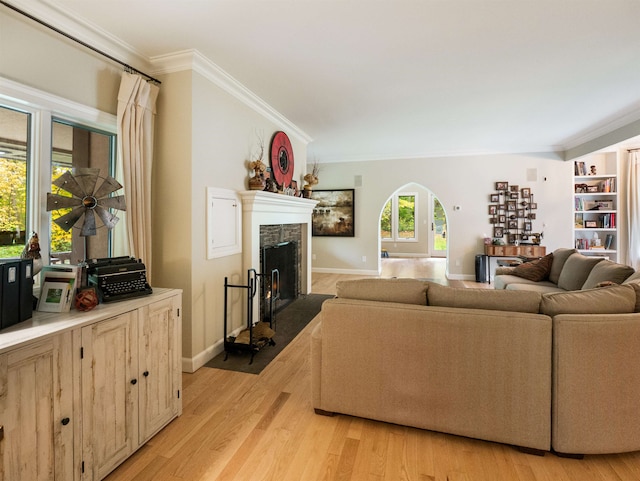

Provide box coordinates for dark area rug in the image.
[204,293,334,375]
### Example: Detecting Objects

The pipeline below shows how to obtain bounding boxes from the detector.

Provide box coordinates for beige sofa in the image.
[311,277,640,456]
[494,247,635,293]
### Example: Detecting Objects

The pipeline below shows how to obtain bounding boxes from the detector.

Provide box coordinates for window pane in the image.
[380,199,392,239]
[50,121,115,264]
[397,195,415,239]
[433,197,447,251]
[0,106,30,258]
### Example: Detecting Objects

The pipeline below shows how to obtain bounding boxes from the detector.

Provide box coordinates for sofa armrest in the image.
[553,313,640,454]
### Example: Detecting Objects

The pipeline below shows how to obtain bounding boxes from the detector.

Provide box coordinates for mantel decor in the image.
[488,182,540,244]
[270,131,294,190]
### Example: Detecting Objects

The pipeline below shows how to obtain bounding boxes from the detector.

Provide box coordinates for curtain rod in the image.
[1,0,161,84]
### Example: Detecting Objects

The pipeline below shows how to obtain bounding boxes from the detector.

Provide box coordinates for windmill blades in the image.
[80,209,97,237]
[73,168,101,198]
[94,205,120,230]
[53,170,87,198]
[47,192,83,211]
[52,206,86,232]
[93,175,124,199]
[98,195,126,211]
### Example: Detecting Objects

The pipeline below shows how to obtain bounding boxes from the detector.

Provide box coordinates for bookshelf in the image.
[573,151,618,262]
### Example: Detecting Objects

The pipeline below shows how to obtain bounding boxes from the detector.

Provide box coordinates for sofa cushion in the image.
[629,283,640,312]
[336,278,428,305]
[556,253,604,291]
[623,270,640,285]
[581,260,635,290]
[427,282,542,313]
[548,248,578,285]
[506,283,566,294]
[540,284,637,316]
[510,253,553,282]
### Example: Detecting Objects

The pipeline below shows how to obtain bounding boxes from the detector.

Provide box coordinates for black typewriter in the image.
[86,256,153,303]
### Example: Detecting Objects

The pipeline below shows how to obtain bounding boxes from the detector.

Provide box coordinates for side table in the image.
[482,245,546,283]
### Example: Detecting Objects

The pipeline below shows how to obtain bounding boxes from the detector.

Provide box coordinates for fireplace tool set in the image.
[223,268,279,364]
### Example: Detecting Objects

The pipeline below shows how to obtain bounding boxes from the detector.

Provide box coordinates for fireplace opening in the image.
[261,241,298,323]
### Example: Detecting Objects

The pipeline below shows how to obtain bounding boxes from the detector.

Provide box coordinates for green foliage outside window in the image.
[380,199,392,238]
[397,195,415,238]
[50,165,73,253]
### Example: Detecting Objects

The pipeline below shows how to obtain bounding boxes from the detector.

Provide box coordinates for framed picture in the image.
[587,185,599,193]
[498,214,506,223]
[507,201,516,211]
[488,205,497,215]
[508,234,516,244]
[311,189,355,237]
[585,220,598,228]
[524,221,532,231]
[498,204,506,210]
[508,220,517,229]
[493,226,504,238]
[489,217,497,224]
[528,213,536,220]
[521,187,531,198]
[529,203,537,209]
[517,209,525,218]
[495,181,508,191]
[509,192,519,199]
[510,185,519,192]
[490,194,499,202]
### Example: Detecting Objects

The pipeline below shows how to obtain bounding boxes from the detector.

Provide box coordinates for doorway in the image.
[380,184,448,259]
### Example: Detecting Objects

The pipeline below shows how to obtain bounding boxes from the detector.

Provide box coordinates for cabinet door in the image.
[138,295,182,442]
[82,311,138,480]
[0,332,74,481]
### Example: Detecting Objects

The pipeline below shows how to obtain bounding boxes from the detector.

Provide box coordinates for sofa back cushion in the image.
[510,253,553,282]
[623,270,640,285]
[427,282,542,313]
[581,260,635,290]
[556,253,604,291]
[336,278,429,305]
[548,248,577,284]
[540,284,637,316]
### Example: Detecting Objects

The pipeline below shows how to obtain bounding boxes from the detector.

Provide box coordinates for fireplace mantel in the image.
[238,191,318,322]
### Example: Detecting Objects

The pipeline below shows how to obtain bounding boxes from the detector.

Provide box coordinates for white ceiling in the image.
[11,0,640,162]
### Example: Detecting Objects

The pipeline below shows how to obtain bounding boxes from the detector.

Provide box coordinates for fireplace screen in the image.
[261,241,297,322]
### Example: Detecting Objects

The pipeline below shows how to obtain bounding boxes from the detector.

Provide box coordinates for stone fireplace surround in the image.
[239,191,318,324]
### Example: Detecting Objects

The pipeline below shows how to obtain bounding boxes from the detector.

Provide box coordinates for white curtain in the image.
[628,150,640,269]
[116,72,159,281]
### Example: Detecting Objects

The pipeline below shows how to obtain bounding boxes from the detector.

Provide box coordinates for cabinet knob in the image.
[143,371,149,377]
[61,417,70,426]
[131,379,137,385]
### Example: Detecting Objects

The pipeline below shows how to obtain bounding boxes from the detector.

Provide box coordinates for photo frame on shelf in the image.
[311,189,355,237]
[585,220,598,228]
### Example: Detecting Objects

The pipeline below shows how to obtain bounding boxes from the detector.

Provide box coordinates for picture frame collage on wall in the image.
[489,182,537,242]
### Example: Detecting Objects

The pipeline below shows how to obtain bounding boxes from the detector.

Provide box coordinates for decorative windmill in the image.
[46,167,126,238]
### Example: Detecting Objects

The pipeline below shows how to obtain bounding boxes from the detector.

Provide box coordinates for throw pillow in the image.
[510,253,553,282]
[427,282,542,313]
[336,278,429,305]
[556,253,604,291]
[548,248,578,284]
[581,260,635,290]
[539,284,636,316]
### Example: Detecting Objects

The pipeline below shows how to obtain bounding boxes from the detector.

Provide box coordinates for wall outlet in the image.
[361,255,367,262]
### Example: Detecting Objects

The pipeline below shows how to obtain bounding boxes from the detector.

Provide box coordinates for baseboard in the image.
[181,326,243,373]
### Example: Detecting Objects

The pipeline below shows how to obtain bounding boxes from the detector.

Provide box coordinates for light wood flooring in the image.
[105,258,640,481]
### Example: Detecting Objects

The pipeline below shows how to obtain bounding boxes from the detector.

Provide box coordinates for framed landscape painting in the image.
[311,189,355,237]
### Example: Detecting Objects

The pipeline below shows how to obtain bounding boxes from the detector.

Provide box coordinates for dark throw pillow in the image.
[510,253,553,282]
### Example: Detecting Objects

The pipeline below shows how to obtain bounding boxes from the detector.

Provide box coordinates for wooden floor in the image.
[105,258,640,481]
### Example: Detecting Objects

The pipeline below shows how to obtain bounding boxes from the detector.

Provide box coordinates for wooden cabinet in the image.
[81,295,182,480]
[0,288,182,481]
[0,331,74,481]
[484,245,546,258]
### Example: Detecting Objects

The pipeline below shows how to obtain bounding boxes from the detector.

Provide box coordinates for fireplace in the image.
[239,191,318,325]
[261,241,297,322]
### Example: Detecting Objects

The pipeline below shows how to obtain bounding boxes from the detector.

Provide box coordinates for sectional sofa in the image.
[310,275,640,456]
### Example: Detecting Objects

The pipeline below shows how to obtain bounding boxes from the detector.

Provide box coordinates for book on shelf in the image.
[605,234,614,250]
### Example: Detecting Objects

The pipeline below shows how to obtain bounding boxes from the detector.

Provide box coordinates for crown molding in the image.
[150,50,312,145]
[560,105,640,151]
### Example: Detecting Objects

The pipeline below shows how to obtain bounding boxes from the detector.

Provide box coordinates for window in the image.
[0,106,30,258]
[0,78,117,264]
[380,192,417,242]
